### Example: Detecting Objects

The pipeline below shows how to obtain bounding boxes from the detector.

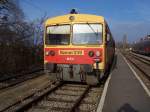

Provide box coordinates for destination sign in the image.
[59,50,84,55]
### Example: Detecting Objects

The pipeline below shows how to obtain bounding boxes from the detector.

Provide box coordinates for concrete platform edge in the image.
[121,53,150,97]
[96,73,112,112]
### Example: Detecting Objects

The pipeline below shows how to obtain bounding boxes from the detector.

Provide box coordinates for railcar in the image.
[132,35,150,56]
[44,11,115,85]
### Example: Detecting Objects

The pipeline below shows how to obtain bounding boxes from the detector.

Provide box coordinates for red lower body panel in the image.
[45,48,103,64]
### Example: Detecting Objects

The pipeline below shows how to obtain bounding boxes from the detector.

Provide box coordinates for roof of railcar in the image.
[45,14,105,25]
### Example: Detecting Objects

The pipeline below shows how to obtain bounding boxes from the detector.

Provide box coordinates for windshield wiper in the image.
[86,23,98,36]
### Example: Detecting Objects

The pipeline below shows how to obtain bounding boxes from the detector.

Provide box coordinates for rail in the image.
[3,82,104,112]
[0,68,44,90]
[2,81,63,112]
[70,85,90,112]
[131,52,150,62]
[123,53,150,81]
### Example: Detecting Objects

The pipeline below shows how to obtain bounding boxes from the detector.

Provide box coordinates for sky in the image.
[19,0,150,43]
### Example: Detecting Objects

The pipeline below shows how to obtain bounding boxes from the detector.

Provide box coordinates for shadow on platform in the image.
[111,54,118,71]
[100,54,118,85]
[118,103,139,112]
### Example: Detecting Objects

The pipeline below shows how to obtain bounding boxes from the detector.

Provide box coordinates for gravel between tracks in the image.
[25,83,104,112]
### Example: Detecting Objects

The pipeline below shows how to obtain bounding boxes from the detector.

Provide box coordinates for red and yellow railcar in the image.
[44,12,115,85]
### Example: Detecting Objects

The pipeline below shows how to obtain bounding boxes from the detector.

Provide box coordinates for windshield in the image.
[72,24,102,45]
[46,25,70,45]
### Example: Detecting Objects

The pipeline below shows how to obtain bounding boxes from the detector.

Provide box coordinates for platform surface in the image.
[102,52,150,112]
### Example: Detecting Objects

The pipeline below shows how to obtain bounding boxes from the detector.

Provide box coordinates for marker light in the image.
[96,51,101,57]
[45,51,50,56]
[49,50,55,56]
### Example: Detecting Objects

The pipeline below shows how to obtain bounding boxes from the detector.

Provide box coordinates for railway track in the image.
[123,52,150,81]
[129,52,150,66]
[0,69,44,91]
[3,82,103,112]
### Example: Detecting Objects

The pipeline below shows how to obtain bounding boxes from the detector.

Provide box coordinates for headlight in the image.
[88,51,94,57]
[49,50,55,56]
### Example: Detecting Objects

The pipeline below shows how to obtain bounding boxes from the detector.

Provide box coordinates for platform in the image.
[100,51,150,112]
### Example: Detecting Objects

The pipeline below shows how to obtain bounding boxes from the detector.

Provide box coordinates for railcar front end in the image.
[44,14,114,85]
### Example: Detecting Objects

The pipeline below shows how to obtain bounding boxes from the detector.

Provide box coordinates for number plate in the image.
[59,50,84,55]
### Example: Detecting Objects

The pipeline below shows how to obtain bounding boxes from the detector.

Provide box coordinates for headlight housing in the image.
[88,51,94,57]
[45,50,55,56]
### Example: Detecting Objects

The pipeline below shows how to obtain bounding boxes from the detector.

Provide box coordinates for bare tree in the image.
[31,15,47,46]
[0,0,44,74]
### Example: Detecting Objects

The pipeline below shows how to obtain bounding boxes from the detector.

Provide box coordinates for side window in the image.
[107,33,111,42]
[106,25,111,43]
